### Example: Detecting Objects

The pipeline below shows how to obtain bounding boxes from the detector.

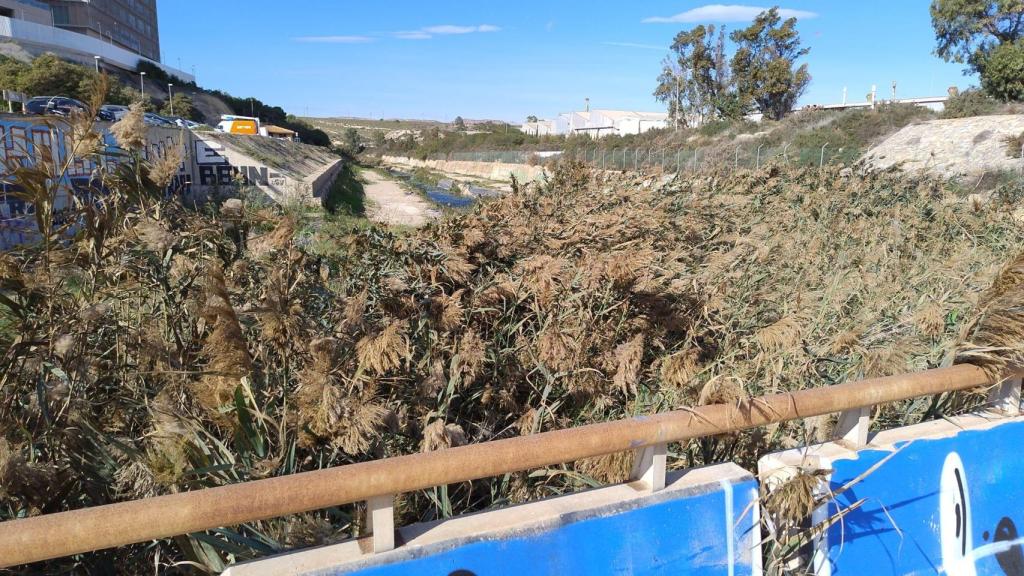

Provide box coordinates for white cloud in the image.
[642,4,818,23]
[603,41,666,51]
[395,24,501,39]
[294,35,373,43]
[394,31,433,40]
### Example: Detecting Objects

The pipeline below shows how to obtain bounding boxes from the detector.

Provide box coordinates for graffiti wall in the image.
[224,464,760,576]
[0,115,341,249]
[0,117,191,248]
[815,416,1024,576]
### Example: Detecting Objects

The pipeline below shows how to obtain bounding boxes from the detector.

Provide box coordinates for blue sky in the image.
[157,1,977,122]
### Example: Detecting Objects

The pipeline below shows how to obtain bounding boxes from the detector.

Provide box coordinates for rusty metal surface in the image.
[0,363,995,567]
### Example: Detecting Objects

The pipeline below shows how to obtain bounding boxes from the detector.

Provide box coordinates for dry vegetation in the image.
[2,88,1024,572]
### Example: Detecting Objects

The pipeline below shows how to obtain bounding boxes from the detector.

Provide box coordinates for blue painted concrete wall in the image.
[823,419,1024,576]
[0,116,190,248]
[327,476,758,576]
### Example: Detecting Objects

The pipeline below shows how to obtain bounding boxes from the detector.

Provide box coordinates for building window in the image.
[0,8,12,18]
[51,5,70,25]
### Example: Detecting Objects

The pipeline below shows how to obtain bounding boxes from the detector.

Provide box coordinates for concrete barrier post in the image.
[629,443,667,492]
[834,406,872,447]
[367,494,395,553]
[988,375,1022,415]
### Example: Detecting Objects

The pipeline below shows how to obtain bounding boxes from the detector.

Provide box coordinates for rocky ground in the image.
[862,114,1024,177]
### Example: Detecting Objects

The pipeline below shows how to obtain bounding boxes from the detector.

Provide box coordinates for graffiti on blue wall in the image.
[328,473,758,576]
[0,117,189,248]
[821,418,1024,576]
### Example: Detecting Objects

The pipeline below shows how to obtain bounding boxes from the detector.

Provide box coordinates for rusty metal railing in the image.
[0,363,1017,568]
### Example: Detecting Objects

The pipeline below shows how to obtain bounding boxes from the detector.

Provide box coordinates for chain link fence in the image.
[424,144,858,171]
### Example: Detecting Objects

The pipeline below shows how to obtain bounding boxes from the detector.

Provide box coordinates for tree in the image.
[17,53,88,99]
[371,130,386,148]
[654,24,736,127]
[453,116,466,130]
[526,115,539,123]
[931,0,1024,95]
[160,93,200,121]
[981,39,1024,99]
[0,56,28,92]
[730,8,810,121]
[342,127,362,153]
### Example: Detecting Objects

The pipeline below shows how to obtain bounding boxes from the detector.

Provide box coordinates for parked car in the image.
[95,108,117,122]
[167,116,203,130]
[100,104,130,121]
[143,112,175,127]
[24,96,86,117]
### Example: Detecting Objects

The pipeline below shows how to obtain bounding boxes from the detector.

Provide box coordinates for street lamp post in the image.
[167,83,174,115]
[140,71,146,98]
[93,55,100,73]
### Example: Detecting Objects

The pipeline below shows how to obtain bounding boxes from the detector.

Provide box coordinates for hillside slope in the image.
[862,114,1024,176]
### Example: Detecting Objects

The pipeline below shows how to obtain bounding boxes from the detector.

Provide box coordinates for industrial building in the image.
[527,109,669,138]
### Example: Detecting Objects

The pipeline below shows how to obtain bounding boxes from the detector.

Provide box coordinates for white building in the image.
[550,109,669,138]
[555,111,592,135]
[520,119,556,136]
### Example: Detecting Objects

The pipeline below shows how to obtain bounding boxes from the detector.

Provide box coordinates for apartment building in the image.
[43,0,160,61]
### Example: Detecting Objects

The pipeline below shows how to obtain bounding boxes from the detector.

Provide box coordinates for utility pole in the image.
[891,80,897,102]
[842,86,847,106]
[585,97,590,112]
[140,71,146,98]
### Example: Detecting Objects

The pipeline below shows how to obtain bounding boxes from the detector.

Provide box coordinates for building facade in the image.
[0,0,51,25]
[42,0,160,61]
[0,0,188,80]
[549,110,669,138]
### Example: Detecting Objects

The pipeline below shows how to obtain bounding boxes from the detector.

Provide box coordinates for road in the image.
[362,170,437,227]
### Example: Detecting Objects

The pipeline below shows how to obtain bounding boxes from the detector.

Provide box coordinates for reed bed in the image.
[2,97,1024,572]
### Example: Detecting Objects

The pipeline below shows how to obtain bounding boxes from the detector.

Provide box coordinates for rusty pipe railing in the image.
[0,363,1001,567]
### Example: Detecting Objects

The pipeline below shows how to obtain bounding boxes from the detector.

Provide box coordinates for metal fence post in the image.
[735,146,740,169]
[677,149,682,173]
[634,149,638,170]
[756,143,764,169]
[692,148,698,172]
[820,142,830,168]
[783,142,792,164]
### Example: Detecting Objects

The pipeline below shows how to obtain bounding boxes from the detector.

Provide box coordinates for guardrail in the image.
[0,362,1015,568]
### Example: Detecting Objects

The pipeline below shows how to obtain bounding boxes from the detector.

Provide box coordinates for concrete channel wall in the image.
[383,155,547,184]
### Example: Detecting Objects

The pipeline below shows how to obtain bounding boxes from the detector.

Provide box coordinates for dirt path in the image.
[362,170,437,227]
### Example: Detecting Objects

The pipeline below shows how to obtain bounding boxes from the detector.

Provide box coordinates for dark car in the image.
[24,96,87,117]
